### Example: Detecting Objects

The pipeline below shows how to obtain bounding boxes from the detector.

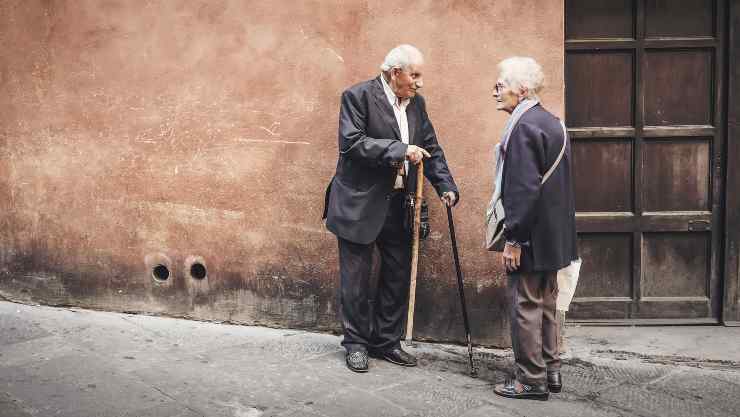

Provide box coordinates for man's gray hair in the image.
[380,44,424,72]
[498,56,545,98]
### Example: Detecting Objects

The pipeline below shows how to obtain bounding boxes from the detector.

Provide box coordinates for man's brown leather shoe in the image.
[494,378,549,401]
[547,370,562,393]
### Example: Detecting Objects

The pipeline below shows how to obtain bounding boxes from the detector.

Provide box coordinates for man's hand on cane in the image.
[406,145,456,207]
[441,191,456,207]
[405,145,430,164]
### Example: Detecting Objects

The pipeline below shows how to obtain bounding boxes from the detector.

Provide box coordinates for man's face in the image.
[390,63,424,99]
[493,78,521,114]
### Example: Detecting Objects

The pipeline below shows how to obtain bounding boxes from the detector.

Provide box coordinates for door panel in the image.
[565,0,726,322]
[644,0,715,38]
[641,139,711,211]
[643,49,714,126]
[566,52,635,127]
[576,233,633,298]
[566,0,635,39]
[642,232,710,298]
[572,140,633,212]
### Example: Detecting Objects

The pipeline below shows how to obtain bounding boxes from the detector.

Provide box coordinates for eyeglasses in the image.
[493,82,507,94]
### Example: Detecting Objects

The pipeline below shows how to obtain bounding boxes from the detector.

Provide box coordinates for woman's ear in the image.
[518,87,529,100]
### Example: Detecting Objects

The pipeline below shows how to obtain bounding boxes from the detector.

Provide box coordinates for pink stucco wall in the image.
[0,0,564,346]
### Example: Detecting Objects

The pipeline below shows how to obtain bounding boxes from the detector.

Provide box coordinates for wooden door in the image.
[723,1,740,325]
[565,0,726,322]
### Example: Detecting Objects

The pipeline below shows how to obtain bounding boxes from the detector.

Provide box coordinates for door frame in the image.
[723,0,740,326]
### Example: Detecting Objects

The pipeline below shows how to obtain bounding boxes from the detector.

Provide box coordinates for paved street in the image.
[1,301,739,417]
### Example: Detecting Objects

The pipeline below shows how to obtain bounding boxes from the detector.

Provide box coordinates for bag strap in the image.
[541,121,568,185]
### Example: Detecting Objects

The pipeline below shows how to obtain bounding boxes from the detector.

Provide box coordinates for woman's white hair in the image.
[380,44,424,72]
[498,56,545,98]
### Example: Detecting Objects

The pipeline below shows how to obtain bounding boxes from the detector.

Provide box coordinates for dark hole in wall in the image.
[152,264,170,281]
[190,263,207,280]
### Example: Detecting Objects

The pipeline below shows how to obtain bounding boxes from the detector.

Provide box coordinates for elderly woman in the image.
[491,57,578,401]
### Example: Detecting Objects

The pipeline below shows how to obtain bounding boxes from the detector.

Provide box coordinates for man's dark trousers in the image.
[338,191,410,353]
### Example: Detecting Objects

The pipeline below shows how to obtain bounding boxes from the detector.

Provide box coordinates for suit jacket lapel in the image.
[371,76,401,140]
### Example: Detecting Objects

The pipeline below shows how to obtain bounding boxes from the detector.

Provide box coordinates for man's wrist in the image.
[505,240,521,248]
[506,239,530,247]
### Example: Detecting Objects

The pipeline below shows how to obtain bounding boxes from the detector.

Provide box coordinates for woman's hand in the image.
[502,242,521,272]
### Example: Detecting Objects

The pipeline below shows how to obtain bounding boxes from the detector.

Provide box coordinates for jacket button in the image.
[385,194,392,200]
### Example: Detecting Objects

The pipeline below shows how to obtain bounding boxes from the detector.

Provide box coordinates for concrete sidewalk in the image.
[1,301,739,417]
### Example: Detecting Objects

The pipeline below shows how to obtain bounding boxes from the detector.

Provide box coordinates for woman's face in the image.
[493,79,522,114]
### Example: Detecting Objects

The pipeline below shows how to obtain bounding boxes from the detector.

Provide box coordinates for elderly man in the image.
[490,57,578,400]
[323,44,459,373]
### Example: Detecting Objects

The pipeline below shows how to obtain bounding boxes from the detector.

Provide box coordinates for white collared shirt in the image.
[380,74,410,188]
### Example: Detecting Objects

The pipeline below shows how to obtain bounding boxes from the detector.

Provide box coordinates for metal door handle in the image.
[688,220,711,232]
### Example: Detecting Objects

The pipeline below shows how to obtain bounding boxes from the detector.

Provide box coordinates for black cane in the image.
[446,205,478,377]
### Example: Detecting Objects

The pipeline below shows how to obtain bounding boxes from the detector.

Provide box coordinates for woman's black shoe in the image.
[494,378,549,401]
[345,351,369,373]
[547,370,562,393]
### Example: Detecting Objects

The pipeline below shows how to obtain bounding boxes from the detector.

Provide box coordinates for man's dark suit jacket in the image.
[502,104,578,272]
[323,76,458,245]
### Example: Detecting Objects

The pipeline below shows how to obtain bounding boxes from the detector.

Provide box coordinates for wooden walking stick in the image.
[405,160,424,346]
